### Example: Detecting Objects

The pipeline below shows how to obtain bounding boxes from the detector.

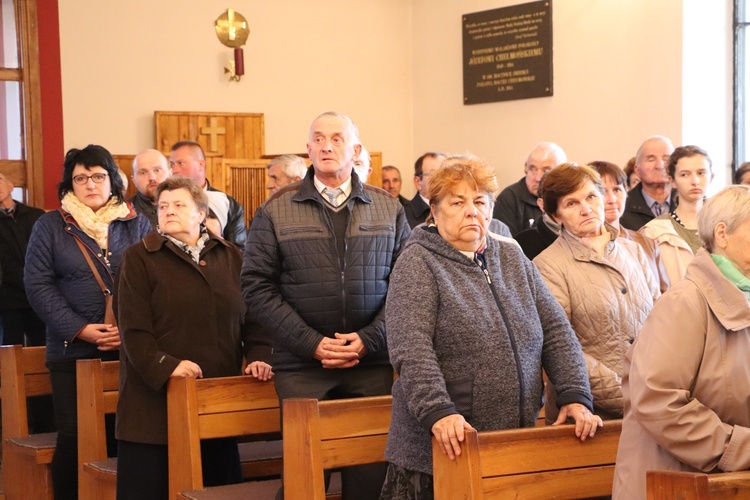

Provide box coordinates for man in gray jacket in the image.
[241,111,410,499]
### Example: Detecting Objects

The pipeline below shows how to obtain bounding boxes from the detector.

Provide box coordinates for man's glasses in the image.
[72,173,108,185]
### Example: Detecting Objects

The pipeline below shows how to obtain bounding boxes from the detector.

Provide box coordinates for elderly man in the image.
[353,144,372,183]
[266,154,308,196]
[0,173,46,346]
[129,149,170,227]
[620,135,677,231]
[242,111,410,500]
[405,152,446,228]
[381,165,409,206]
[169,141,246,247]
[493,142,567,236]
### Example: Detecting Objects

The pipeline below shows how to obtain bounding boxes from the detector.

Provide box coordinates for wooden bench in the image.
[433,419,622,499]
[647,469,750,499]
[167,375,281,499]
[76,359,119,500]
[282,395,392,500]
[0,345,55,500]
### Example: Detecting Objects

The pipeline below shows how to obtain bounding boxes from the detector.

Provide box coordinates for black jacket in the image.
[206,180,247,248]
[241,170,411,371]
[492,177,541,237]
[620,183,677,231]
[405,194,430,229]
[515,216,559,260]
[128,191,157,229]
[0,202,44,310]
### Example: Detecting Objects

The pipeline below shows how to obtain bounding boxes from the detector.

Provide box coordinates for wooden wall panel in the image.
[154,111,264,160]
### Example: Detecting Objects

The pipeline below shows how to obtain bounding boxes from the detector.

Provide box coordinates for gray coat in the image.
[384,226,592,474]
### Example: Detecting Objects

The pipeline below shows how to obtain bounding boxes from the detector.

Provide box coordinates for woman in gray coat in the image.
[379,155,601,500]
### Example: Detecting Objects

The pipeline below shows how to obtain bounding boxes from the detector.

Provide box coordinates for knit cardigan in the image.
[384,226,592,474]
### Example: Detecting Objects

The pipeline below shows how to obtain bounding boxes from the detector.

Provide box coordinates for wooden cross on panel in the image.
[200,117,226,152]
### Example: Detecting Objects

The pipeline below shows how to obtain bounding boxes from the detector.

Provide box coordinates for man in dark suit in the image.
[381,165,409,206]
[620,135,677,231]
[405,152,445,228]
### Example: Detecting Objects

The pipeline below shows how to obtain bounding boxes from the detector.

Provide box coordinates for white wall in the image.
[58,0,413,178]
[682,0,734,192]
[59,1,735,199]
[411,0,684,195]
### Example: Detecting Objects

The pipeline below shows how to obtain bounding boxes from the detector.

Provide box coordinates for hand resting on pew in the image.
[245,360,274,381]
[553,402,603,441]
[170,359,203,378]
[432,414,474,461]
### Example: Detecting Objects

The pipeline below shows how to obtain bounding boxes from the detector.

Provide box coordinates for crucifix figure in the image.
[200,117,226,152]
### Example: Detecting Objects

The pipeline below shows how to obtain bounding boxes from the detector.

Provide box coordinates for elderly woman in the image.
[380,155,600,500]
[640,146,714,284]
[589,160,670,292]
[613,185,750,499]
[114,177,272,498]
[24,145,151,499]
[533,164,659,422]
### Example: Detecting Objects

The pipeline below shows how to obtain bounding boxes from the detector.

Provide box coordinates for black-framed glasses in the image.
[72,173,108,185]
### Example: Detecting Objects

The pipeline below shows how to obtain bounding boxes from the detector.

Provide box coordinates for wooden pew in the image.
[167,375,281,499]
[647,470,750,499]
[433,420,622,499]
[76,359,119,500]
[0,345,55,500]
[282,395,392,500]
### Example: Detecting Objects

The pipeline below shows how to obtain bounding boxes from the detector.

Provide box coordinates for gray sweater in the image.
[384,226,592,474]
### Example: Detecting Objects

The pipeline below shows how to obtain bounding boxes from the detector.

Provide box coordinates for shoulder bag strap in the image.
[74,237,111,295]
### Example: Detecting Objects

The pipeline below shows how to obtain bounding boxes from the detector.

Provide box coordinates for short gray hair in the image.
[267,154,307,179]
[308,111,360,144]
[698,185,750,252]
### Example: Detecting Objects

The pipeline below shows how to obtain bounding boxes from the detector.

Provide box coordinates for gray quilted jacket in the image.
[534,224,659,418]
[241,169,410,371]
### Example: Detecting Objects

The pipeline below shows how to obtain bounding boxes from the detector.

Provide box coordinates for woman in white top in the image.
[640,145,713,284]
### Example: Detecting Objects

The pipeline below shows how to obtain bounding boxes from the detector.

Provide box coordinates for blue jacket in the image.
[24,205,151,361]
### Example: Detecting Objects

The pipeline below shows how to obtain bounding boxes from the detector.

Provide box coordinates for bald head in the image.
[634,136,674,188]
[524,142,567,196]
[132,149,170,201]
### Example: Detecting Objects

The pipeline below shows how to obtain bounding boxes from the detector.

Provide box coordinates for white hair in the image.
[267,154,308,180]
[526,142,567,167]
[698,185,750,252]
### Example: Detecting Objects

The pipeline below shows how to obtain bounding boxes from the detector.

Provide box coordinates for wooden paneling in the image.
[222,158,268,227]
[154,111,264,159]
[112,155,136,200]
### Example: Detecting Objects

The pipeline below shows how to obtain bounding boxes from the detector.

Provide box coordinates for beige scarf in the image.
[61,192,130,249]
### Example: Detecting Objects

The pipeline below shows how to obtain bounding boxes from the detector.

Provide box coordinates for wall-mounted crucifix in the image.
[200,117,226,152]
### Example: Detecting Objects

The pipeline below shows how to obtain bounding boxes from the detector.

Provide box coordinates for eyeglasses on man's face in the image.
[72,173,109,185]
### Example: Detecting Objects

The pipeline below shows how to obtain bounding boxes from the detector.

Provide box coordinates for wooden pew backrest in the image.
[77,359,119,500]
[647,470,750,499]
[0,345,55,500]
[282,395,392,500]
[434,420,622,499]
[167,375,279,499]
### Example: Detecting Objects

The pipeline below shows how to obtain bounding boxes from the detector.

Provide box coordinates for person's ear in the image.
[713,222,728,250]
[536,198,545,213]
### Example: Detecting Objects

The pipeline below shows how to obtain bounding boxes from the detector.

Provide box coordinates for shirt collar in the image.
[313,175,352,199]
[641,189,670,211]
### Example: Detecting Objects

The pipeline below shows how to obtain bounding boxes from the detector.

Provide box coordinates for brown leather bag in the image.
[74,238,117,327]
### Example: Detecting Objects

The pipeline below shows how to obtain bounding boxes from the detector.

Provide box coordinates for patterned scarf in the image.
[61,192,129,249]
[159,225,210,264]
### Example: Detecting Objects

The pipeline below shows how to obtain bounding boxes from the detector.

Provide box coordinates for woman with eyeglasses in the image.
[24,144,151,499]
